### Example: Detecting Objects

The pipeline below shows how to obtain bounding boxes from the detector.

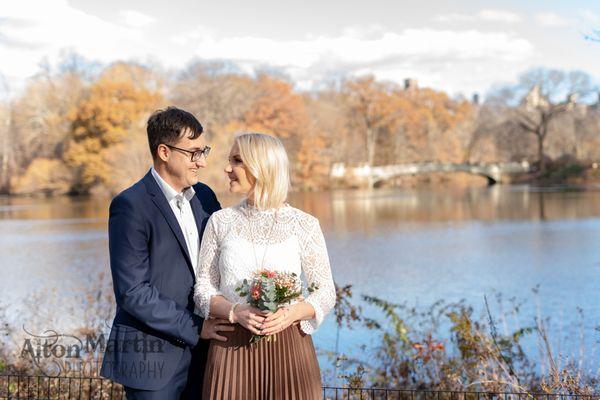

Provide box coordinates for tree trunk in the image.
[0,106,10,193]
[366,126,376,188]
[537,132,546,174]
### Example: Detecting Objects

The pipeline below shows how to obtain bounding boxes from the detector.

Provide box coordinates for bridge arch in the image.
[331,162,531,187]
[371,170,499,187]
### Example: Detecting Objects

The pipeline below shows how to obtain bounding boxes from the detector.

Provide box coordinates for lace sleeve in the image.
[298,215,336,335]
[193,214,222,318]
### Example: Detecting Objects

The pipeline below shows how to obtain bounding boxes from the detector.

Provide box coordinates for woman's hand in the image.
[232,304,266,335]
[259,305,297,336]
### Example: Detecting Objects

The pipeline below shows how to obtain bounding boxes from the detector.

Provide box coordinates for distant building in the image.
[592,92,600,110]
[472,93,480,105]
[522,85,549,110]
[404,78,418,91]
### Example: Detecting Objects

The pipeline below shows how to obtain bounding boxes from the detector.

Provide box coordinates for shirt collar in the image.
[151,167,196,203]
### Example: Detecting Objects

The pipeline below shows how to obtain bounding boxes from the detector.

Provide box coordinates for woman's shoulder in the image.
[208,205,243,225]
[284,205,320,229]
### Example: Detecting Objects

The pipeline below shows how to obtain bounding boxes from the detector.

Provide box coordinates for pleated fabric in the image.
[202,323,322,400]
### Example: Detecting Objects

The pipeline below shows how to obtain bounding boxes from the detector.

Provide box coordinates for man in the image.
[100,107,233,399]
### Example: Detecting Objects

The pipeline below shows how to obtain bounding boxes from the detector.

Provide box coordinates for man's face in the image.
[163,129,207,190]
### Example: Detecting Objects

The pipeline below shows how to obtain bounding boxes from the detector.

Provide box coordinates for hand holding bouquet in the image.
[235,269,317,343]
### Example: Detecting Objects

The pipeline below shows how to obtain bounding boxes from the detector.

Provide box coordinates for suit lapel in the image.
[190,194,209,238]
[143,171,193,268]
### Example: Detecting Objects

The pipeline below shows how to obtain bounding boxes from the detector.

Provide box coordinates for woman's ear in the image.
[246,168,257,186]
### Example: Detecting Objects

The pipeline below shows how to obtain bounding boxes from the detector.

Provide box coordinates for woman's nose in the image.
[224,163,232,173]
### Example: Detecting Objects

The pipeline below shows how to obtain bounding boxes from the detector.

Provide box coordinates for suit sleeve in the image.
[210,188,221,213]
[108,194,203,347]
[195,183,221,214]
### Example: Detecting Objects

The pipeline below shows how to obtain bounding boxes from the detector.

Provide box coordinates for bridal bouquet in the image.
[235,269,317,343]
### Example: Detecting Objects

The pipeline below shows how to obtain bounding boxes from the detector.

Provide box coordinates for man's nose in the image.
[195,157,207,168]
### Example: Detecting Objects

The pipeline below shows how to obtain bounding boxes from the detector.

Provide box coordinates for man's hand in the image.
[200,318,235,342]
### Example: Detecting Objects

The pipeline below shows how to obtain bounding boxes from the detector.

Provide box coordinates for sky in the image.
[0,0,599,98]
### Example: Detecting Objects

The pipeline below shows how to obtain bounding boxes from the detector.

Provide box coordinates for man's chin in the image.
[187,177,200,187]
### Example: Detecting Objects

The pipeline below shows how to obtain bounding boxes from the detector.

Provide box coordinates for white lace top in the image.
[193,201,336,334]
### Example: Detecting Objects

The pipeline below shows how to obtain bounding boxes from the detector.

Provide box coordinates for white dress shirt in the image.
[151,167,199,271]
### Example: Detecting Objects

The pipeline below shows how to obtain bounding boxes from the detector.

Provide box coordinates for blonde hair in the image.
[234,132,290,210]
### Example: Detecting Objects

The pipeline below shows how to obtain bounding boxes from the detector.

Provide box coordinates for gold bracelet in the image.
[228,302,240,324]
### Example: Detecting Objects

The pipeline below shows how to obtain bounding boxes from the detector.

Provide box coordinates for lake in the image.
[2,184,600,382]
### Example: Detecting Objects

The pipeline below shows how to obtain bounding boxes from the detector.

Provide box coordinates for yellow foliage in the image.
[11,158,73,195]
[65,63,163,192]
[7,65,486,194]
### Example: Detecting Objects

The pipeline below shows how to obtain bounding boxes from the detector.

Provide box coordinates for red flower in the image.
[251,285,262,300]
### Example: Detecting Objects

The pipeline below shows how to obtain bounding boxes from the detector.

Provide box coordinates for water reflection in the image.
[291,186,600,235]
[3,185,600,230]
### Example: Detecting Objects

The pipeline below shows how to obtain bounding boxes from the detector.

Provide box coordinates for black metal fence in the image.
[322,388,600,400]
[2,375,599,400]
[0,375,124,400]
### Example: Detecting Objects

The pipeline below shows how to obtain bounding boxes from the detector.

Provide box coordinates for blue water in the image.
[2,186,600,383]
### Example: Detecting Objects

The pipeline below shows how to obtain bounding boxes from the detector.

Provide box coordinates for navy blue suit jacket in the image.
[100,170,221,390]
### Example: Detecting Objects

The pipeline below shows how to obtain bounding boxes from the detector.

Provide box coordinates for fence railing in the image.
[322,388,600,400]
[0,375,124,400]
[2,375,599,400]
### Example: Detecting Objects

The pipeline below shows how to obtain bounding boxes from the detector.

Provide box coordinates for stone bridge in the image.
[330,161,532,185]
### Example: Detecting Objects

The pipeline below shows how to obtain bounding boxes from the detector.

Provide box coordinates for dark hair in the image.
[147,107,203,159]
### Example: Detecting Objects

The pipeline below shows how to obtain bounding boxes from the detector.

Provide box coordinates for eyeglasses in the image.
[165,145,211,162]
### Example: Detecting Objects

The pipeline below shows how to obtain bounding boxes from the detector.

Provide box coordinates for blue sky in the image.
[1,0,598,97]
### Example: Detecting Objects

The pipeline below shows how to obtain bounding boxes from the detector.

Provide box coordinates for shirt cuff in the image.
[299,297,324,335]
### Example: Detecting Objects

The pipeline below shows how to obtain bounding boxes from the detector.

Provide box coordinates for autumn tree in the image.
[239,74,309,139]
[341,76,475,187]
[7,68,86,194]
[0,100,11,193]
[343,76,400,188]
[489,68,593,173]
[171,62,257,129]
[65,63,163,193]
[237,74,311,187]
[392,88,474,164]
[293,92,346,189]
[515,86,577,173]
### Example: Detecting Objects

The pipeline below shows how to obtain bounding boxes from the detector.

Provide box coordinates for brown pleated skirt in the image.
[202,323,322,400]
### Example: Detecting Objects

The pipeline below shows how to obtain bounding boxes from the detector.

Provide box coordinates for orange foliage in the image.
[394,88,474,162]
[5,64,487,194]
[242,74,309,139]
[64,63,163,192]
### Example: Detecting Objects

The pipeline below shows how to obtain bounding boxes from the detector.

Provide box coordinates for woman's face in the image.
[225,142,255,196]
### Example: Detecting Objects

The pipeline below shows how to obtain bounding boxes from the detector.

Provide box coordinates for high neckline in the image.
[238,199,290,216]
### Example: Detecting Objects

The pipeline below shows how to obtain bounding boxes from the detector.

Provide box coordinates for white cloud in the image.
[535,12,572,28]
[433,9,522,24]
[118,10,156,29]
[0,0,151,91]
[0,0,536,97]
[478,10,522,23]
[432,13,473,23]
[178,28,535,95]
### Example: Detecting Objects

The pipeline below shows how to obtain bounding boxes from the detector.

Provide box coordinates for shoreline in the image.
[2,163,600,199]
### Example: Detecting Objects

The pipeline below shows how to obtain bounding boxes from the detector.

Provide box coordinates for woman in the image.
[194,132,336,400]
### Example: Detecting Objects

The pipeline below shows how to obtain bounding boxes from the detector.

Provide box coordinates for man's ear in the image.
[157,144,170,162]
